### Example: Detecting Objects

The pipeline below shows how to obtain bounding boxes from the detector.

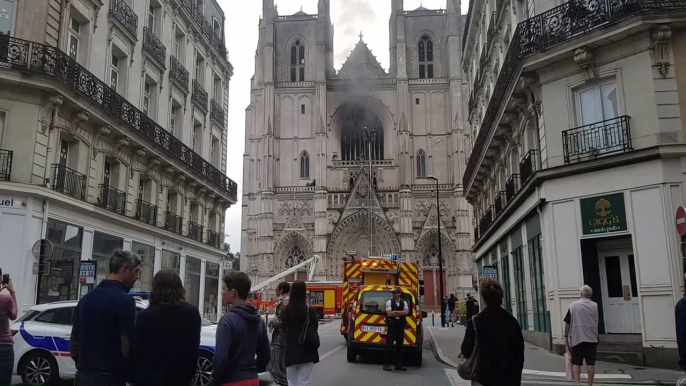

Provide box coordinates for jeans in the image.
[75,371,125,386]
[286,363,313,386]
[0,345,13,386]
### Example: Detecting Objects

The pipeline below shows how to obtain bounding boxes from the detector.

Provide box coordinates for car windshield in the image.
[359,291,412,315]
[16,310,40,323]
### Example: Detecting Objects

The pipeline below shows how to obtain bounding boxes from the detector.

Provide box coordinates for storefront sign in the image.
[79,260,97,284]
[0,197,22,208]
[580,193,628,235]
[676,206,686,236]
[483,265,498,280]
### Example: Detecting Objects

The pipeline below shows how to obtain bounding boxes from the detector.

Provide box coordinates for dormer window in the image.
[290,39,306,82]
[419,35,434,79]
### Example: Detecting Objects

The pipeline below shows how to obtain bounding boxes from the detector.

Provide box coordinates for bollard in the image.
[431,311,435,327]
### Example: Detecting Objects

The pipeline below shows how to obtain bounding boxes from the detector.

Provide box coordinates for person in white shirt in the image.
[384,288,409,372]
[564,285,599,386]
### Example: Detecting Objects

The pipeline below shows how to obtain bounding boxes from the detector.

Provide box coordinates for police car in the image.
[11,293,218,386]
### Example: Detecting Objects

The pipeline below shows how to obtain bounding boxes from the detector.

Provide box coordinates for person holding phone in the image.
[0,275,18,386]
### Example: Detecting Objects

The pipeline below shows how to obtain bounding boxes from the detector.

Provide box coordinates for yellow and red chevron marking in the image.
[342,262,362,305]
[398,262,419,290]
[351,286,420,346]
[360,259,397,270]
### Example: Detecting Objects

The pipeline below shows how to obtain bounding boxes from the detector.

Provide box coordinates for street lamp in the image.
[427,175,445,327]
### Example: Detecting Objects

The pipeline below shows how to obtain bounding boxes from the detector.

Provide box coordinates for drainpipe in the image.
[536,188,553,351]
[41,199,49,239]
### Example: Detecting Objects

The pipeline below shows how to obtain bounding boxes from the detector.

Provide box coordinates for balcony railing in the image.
[179,0,226,55]
[474,225,480,243]
[51,164,87,200]
[192,80,208,112]
[519,149,540,185]
[487,11,498,39]
[0,149,12,181]
[0,37,237,202]
[143,27,166,68]
[109,0,138,37]
[165,211,183,235]
[210,99,225,127]
[207,229,222,249]
[479,206,494,236]
[495,191,506,217]
[464,0,686,189]
[562,116,632,164]
[188,221,204,242]
[98,184,126,214]
[505,174,520,203]
[170,56,189,91]
[135,199,158,225]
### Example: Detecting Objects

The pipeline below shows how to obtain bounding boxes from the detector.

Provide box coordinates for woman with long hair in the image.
[134,269,201,386]
[282,280,319,386]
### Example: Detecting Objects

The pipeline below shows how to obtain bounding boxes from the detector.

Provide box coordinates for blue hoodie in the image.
[211,304,270,385]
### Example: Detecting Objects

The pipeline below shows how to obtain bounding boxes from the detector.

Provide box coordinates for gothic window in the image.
[416,149,427,178]
[339,103,384,161]
[423,243,439,266]
[418,35,434,79]
[290,39,306,82]
[300,151,310,179]
[285,245,305,268]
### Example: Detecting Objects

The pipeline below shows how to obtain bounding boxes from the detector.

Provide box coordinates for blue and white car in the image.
[11,298,218,386]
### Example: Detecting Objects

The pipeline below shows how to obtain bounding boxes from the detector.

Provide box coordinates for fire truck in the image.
[305,281,342,319]
[340,256,427,366]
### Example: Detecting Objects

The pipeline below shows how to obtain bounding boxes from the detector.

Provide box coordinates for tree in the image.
[232,252,240,270]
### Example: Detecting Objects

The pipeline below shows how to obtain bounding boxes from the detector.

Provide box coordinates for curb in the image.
[427,327,459,368]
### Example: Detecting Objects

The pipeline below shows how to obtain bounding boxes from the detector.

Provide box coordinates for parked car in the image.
[11,299,218,386]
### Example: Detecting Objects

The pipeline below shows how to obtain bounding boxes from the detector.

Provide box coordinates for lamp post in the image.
[427,175,445,327]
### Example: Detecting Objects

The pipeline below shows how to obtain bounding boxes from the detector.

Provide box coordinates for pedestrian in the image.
[448,294,457,327]
[383,287,409,372]
[70,250,141,386]
[282,280,320,386]
[0,275,18,386]
[267,282,290,386]
[460,278,524,386]
[211,271,270,386]
[675,273,686,370]
[465,293,475,321]
[134,269,201,386]
[564,285,599,386]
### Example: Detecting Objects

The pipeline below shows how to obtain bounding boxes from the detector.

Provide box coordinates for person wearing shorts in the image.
[564,285,599,386]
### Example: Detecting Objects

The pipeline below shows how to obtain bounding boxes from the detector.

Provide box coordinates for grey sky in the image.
[218,0,470,253]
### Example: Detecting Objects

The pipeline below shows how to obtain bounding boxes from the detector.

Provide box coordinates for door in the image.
[599,251,641,334]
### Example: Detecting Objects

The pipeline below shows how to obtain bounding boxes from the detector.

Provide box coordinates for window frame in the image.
[418,35,434,79]
[416,149,426,178]
[68,17,81,61]
[110,54,120,92]
[512,246,528,330]
[300,151,310,179]
[143,82,151,115]
[289,39,306,82]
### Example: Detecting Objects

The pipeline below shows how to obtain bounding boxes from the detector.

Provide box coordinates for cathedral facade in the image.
[241,0,474,305]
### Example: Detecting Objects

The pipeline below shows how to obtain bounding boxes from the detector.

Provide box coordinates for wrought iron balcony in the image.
[51,164,87,200]
[0,149,12,181]
[109,0,138,37]
[479,206,494,236]
[0,37,238,202]
[487,11,498,40]
[135,199,158,225]
[479,43,489,68]
[495,191,506,217]
[519,149,540,185]
[464,0,686,190]
[179,0,227,55]
[210,99,225,127]
[164,211,183,235]
[562,116,632,164]
[505,174,520,203]
[170,56,189,91]
[98,184,127,214]
[207,229,222,249]
[192,80,208,112]
[143,27,166,68]
[188,221,204,242]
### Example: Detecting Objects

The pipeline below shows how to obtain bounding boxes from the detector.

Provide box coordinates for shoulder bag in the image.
[457,317,480,380]
[298,305,321,349]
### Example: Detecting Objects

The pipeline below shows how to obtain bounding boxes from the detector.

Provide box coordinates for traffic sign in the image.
[677,206,686,236]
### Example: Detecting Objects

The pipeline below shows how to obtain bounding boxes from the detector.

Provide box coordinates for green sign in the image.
[580,193,628,235]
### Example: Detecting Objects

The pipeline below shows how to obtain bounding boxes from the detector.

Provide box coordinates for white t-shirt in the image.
[386,299,406,320]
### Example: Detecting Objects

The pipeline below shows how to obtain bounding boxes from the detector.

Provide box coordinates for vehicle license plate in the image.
[362,325,386,334]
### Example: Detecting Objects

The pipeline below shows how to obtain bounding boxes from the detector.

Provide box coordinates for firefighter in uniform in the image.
[384,287,409,372]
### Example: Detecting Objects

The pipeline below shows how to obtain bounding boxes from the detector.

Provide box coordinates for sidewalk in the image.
[426,324,685,385]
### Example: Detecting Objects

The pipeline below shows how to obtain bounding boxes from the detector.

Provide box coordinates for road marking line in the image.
[522,369,632,379]
[444,368,470,386]
[320,344,345,361]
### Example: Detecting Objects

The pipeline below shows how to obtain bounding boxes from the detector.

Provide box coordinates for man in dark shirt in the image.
[465,294,475,321]
[448,294,457,327]
[70,250,141,386]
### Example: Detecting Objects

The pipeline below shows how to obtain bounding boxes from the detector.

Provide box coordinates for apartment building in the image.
[463,0,686,367]
[0,0,235,322]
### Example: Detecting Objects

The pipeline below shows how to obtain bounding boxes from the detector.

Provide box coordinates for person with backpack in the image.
[282,280,319,386]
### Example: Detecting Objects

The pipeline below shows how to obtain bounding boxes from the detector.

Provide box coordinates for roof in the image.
[337,38,387,79]
[415,5,429,10]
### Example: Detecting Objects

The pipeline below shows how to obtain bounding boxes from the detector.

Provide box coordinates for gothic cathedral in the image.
[241,0,474,305]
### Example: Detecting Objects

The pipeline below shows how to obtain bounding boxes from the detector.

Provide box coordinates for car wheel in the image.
[20,351,60,386]
[346,343,357,363]
[193,351,213,386]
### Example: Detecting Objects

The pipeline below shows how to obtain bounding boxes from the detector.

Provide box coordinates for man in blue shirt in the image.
[70,250,141,386]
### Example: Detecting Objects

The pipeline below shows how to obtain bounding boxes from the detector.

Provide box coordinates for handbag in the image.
[298,305,320,349]
[457,317,480,380]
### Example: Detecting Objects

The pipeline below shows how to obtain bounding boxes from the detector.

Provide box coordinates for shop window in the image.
[132,242,155,292]
[528,235,548,333]
[512,246,528,330]
[37,219,83,304]
[204,261,220,321]
[92,232,124,284]
[161,250,180,273]
[185,256,202,307]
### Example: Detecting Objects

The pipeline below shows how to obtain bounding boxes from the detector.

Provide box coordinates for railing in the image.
[488,11,498,39]
[0,37,237,201]
[0,149,12,181]
[274,81,316,88]
[98,184,126,214]
[188,221,204,242]
[479,43,489,67]
[464,0,686,189]
[135,199,158,225]
[562,116,632,164]
[109,0,138,37]
[192,80,208,111]
[164,211,183,235]
[51,164,87,200]
[332,159,394,167]
[178,0,226,55]
[495,191,506,217]
[210,99,225,127]
[170,56,189,91]
[505,174,520,203]
[207,230,222,249]
[479,206,494,236]
[519,149,540,185]
[143,27,166,68]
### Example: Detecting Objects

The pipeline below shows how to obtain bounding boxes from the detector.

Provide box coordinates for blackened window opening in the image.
[290,39,306,82]
[418,35,434,79]
[339,105,384,161]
